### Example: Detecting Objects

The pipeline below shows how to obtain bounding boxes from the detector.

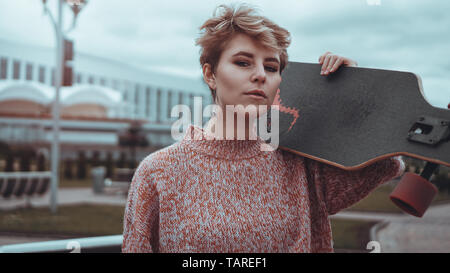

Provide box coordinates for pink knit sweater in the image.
[122,124,405,253]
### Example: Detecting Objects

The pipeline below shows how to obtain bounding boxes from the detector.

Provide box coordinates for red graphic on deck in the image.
[272,88,299,132]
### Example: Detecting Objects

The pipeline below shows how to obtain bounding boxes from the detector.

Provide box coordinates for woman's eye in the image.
[235,61,249,67]
[265,66,278,72]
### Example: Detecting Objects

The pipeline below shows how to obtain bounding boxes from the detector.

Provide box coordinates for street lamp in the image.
[41,0,88,214]
[42,0,88,33]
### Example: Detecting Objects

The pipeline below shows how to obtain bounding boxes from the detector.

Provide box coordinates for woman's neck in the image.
[204,110,258,141]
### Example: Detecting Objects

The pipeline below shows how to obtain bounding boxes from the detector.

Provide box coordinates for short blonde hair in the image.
[196,4,291,100]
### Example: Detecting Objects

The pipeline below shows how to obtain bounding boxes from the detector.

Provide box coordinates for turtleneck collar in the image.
[181,124,268,160]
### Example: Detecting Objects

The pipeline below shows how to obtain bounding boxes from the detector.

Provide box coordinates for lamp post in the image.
[41,0,88,213]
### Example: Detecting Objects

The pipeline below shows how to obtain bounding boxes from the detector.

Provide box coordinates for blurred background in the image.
[0,0,449,253]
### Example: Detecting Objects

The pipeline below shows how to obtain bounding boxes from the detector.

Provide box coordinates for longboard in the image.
[274,62,450,170]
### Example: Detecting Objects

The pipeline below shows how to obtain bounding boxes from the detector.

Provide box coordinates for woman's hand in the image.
[318,52,358,75]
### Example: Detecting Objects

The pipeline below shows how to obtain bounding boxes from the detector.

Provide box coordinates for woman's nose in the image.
[251,65,266,83]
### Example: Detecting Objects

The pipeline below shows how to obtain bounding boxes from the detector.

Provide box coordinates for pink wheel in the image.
[390,172,438,217]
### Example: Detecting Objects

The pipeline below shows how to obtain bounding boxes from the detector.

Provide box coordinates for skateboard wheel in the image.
[389,172,438,217]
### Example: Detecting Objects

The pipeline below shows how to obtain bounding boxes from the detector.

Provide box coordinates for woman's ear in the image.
[202,63,216,90]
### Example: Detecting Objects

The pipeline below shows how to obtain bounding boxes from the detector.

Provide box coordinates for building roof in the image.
[0,38,209,95]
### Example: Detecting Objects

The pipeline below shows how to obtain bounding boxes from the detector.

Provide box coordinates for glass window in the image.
[26,63,33,81]
[146,87,151,117]
[156,89,161,123]
[135,84,140,115]
[167,91,172,119]
[72,70,76,85]
[178,92,183,107]
[189,94,194,113]
[0,58,7,79]
[51,68,55,86]
[38,66,45,83]
[13,60,20,80]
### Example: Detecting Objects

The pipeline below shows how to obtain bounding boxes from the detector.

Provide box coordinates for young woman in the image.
[122,4,404,253]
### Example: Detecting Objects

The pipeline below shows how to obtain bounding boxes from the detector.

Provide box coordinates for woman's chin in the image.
[216,102,271,118]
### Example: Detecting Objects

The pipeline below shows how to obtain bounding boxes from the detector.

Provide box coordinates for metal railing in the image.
[0,235,123,253]
[0,171,51,199]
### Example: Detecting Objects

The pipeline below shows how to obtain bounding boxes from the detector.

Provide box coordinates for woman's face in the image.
[205,33,282,114]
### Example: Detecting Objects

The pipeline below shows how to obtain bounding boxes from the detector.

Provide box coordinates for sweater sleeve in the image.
[122,158,161,253]
[305,156,405,215]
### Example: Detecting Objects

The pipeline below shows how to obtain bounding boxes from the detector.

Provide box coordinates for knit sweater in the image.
[122,124,405,253]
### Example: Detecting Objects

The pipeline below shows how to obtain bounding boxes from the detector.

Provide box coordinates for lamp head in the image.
[66,0,88,18]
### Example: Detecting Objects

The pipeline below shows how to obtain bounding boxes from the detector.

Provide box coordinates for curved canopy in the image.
[0,81,53,105]
[0,81,122,108]
[61,85,122,108]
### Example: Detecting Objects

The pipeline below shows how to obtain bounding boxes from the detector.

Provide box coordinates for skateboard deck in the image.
[273,62,450,170]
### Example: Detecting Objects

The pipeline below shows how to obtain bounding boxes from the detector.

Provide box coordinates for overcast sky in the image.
[0,0,449,108]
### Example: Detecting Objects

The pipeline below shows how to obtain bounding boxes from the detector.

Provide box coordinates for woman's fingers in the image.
[319,52,358,75]
[318,51,332,64]
[321,54,336,75]
[326,55,338,73]
[321,54,331,74]
[329,57,344,73]
[343,58,358,67]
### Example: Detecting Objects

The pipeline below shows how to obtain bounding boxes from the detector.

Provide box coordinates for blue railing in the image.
[0,235,123,253]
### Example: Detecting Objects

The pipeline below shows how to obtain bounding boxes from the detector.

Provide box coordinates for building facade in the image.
[0,39,212,163]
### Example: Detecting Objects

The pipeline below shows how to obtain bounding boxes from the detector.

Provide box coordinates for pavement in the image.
[374,203,450,253]
[1,187,450,252]
[331,204,450,253]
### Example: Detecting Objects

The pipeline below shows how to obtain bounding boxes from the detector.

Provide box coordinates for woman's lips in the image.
[244,93,266,100]
[244,90,267,99]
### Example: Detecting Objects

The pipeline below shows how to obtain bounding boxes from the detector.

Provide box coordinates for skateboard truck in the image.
[391,107,450,217]
[407,116,450,146]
